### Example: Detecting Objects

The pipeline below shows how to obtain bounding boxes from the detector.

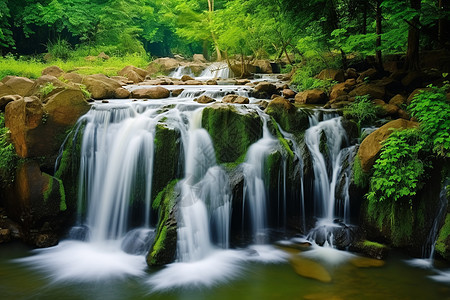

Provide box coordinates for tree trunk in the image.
[362,2,367,35]
[405,0,421,71]
[340,48,348,70]
[375,0,383,71]
[439,0,450,46]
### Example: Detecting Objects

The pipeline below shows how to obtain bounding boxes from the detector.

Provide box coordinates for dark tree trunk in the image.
[405,0,422,71]
[375,0,383,71]
[362,2,367,35]
[439,0,450,46]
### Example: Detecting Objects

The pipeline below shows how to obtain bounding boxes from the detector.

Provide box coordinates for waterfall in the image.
[170,66,194,78]
[197,62,233,79]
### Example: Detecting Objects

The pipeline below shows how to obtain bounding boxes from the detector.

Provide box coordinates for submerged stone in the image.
[289,255,332,283]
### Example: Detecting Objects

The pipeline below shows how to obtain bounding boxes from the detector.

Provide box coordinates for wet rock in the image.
[147,57,180,75]
[252,82,278,99]
[254,60,273,73]
[350,256,385,267]
[0,228,11,243]
[282,88,296,99]
[265,96,309,134]
[436,214,450,261]
[185,79,203,85]
[295,89,327,104]
[181,75,194,82]
[289,255,332,283]
[349,240,389,260]
[316,68,345,82]
[34,233,58,248]
[82,74,123,99]
[357,119,418,172]
[131,86,170,99]
[236,79,251,85]
[195,95,215,104]
[348,83,385,99]
[114,87,131,99]
[171,88,184,97]
[222,94,249,104]
[206,79,217,85]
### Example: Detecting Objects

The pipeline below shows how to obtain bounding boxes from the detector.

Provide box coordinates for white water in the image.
[197,62,233,79]
[169,66,194,78]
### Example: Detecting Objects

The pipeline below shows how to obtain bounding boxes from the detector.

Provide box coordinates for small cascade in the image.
[178,86,250,100]
[242,116,279,243]
[197,62,233,79]
[170,66,194,78]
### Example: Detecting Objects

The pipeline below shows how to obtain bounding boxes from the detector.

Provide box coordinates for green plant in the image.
[0,113,17,186]
[367,129,427,204]
[344,95,379,130]
[352,155,369,188]
[80,84,91,99]
[409,84,450,158]
[40,82,55,98]
[46,38,72,61]
[291,68,336,91]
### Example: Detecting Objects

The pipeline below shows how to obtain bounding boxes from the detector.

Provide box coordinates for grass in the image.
[0,53,150,80]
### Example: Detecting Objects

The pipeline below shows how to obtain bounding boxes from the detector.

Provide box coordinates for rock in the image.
[147,57,180,75]
[85,55,96,62]
[252,82,278,99]
[193,54,207,63]
[181,75,194,82]
[389,94,407,107]
[289,255,332,283]
[111,76,132,85]
[380,104,400,116]
[372,99,386,106]
[146,180,179,266]
[114,88,130,99]
[34,233,58,248]
[436,214,450,261]
[348,83,385,99]
[401,71,425,89]
[185,62,207,76]
[222,94,249,104]
[97,52,110,60]
[282,89,296,99]
[254,60,273,73]
[357,119,418,172]
[357,68,380,83]
[349,240,389,260]
[316,69,345,82]
[82,74,123,99]
[131,87,170,99]
[172,89,184,97]
[195,95,215,104]
[329,80,355,101]
[0,76,34,97]
[350,256,386,267]
[0,95,22,111]
[118,66,148,83]
[295,89,327,104]
[61,72,84,84]
[398,109,410,120]
[184,80,203,85]
[407,88,431,104]
[3,161,66,247]
[346,68,358,79]
[0,228,11,243]
[42,66,64,78]
[44,88,90,126]
[202,103,262,163]
[266,96,309,133]
[27,75,69,98]
[206,79,217,85]
[236,79,251,85]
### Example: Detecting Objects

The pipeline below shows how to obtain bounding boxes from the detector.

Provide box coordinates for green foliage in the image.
[352,155,369,189]
[40,83,56,98]
[409,85,450,158]
[47,38,72,61]
[344,95,379,129]
[435,213,450,258]
[367,129,427,204]
[0,113,17,187]
[79,84,91,99]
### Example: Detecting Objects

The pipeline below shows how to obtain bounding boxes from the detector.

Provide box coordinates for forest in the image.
[0,0,450,299]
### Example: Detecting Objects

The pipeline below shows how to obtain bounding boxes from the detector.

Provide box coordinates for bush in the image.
[40,82,55,97]
[344,95,379,129]
[0,113,17,187]
[367,129,427,204]
[46,38,72,61]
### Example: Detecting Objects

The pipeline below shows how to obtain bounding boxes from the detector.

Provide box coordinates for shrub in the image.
[0,113,17,186]
[46,38,72,61]
[344,95,379,130]
[40,82,55,97]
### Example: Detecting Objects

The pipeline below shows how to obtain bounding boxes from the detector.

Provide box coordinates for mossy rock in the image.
[152,122,182,200]
[202,103,262,163]
[146,180,179,266]
[436,213,450,261]
[265,97,309,136]
[350,240,389,260]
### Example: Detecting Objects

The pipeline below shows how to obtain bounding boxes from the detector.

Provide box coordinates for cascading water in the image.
[170,66,194,78]
[197,62,233,79]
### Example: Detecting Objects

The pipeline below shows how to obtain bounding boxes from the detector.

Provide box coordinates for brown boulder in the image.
[131,87,170,99]
[172,89,184,97]
[407,88,430,104]
[42,66,64,78]
[0,76,34,97]
[346,68,358,79]
[348,83,385,99]
[357,119,418,172]
[295,89,327,104]
[357,68,379,83]
[252,82,278,99]
[147,58,180,75]
[61,73,84,84]
[185,80,203,85]
[222,94,250,104]
[193,54,207,63]
[254,60,273,74]
[82,74,123,99]
[44,88,90,126]
[206,79,217,85]
[114,88,130,99]
[195,95,215,104]
[98,52,110,60]
[282,89,296,99]
[389,94,407,107]
[181,75,195,82]
[118,66,148,84]
[316,69,345,82]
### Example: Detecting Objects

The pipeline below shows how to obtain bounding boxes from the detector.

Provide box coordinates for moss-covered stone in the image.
[152,122,182,200]
[350,240,389,260]
[265,97,309,136]
[146,179,179,266]
[436,213,450,261]
[202,103,262,163]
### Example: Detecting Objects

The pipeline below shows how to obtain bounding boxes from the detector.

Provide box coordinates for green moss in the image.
[435,214,450,259]
[57,178,67,211]
[265,101,309,136]
[202,104,262,163]
[353,155,369,188]
[149,226,167,265]
[363,240,387,249]
[222,153,246,172]
[270,117,294,158]
[43,177,54,202]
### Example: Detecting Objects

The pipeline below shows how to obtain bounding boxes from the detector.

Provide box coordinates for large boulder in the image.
[295,89,327,104]
[202,103,262,163]
[389,94,407,107]
[195,95,215,104]
[44,88,91,126]
[82,74,123,99]
[348,83,386,100]
[42,66,64,78]
[0,76,34,97]
[436,214,450,261]
[4,161,66,247]
[316,69,345,82]
[131,87,170,99]
[0,95,22,112]
[147,58,180,75]
[357,119,418,172]
[118,66,149,84]
[252,82,278,99]
[254,60,273,74]
[26,75,70,99]
[193,54,207,63]
[329,79,356,101]
[265,96,309,134]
